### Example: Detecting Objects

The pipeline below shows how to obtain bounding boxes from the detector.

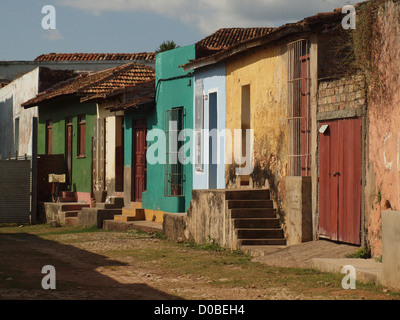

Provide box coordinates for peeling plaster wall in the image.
[225,43,288,214]
[0,68,39,159]
[365,0,400,258]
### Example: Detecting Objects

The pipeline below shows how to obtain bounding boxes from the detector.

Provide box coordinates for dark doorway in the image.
[209,92,218,189]
[133,119,147,202]
[115,116,124,192]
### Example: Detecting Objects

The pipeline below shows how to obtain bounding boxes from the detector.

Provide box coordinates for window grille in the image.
[287,39,311,176]
[78,115,86,157]
[165,107,184,196]
[195,79,204,172]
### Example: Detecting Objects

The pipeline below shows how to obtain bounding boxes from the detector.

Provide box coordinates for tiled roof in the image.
[34,52,156,62]
[182,7,346,70]
[22,62,155,108]
[106,79,155,112]
[197,28,276,50]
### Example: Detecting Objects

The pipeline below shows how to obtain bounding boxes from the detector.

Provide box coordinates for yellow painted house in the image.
[182,8,351,248]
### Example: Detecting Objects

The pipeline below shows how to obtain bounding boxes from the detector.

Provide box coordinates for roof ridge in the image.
[34,52,156,62]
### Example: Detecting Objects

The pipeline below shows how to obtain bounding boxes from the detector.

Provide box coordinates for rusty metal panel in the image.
[0,160,31,224]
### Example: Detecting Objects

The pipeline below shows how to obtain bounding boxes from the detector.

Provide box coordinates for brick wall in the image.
[317,74,366,113]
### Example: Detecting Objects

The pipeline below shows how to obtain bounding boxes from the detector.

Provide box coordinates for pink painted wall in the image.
[365,1,400,257]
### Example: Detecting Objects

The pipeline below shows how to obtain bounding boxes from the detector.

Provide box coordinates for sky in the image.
[1,0,359,61]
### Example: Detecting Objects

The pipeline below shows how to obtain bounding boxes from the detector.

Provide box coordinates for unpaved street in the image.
[0,225,399,301]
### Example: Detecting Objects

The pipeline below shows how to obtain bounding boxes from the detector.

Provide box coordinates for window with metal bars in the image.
[165,107,184,196]
[77,115,86,158]
[195,79,204,172]
[287,39,311,177]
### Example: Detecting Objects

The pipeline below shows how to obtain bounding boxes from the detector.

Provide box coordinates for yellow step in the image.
[114,215,139,222]
[130,202,143,209]
[122,207,145,219]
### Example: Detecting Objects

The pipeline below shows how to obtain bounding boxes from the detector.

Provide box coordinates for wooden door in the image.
[318,118,362,245]
[133,120,147,202]
[66,118,73,186]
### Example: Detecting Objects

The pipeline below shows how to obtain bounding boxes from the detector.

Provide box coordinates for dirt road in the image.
[0,225,398,301]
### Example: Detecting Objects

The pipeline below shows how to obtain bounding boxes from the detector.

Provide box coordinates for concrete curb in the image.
[312,258,383,285]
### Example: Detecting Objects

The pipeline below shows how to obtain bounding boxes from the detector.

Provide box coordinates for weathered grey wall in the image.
[285,176,312,246]
[382,210,400,289]
[0,68,39,159]
[186,190,238,250]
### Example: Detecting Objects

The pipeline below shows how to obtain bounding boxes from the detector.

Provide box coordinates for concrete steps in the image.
[228,189,286,248]
[60,203,90,226]
[111,202,145,222]
[77,197,125,228]
[65,217,78,226]
[113,206,145,222]
[234,218,280,229]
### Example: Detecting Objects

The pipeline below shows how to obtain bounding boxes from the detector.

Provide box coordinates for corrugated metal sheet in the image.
[0,160,31,224]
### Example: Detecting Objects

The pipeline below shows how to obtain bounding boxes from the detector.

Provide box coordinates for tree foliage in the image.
[156,40,180,53]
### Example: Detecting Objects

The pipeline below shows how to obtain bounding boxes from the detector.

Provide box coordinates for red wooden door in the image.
[318,118,362,245]
[133,120,147,202]
[66,118,73,186]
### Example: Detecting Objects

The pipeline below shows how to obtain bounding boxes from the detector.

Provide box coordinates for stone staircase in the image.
[59,203,91,226]
[113,202,145,222]
[226,189,286,247]
[75,196,124,228]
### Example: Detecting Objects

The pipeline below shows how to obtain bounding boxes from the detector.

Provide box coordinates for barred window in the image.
[195,79,204,172]
[287,39,311,177]
[78,115,86,158]
[165,107,184,196]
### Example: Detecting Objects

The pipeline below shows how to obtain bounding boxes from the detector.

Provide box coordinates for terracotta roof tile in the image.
[106,79,155,112]
[183,7,346,70]
[197,27,276,50]
[22,62,155,108]
[34,52,156,62]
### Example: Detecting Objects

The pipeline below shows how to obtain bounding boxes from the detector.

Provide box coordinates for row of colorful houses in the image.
[1,1,400,266]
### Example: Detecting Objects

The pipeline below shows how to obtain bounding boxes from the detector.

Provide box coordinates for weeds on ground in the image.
[346,248,371,259]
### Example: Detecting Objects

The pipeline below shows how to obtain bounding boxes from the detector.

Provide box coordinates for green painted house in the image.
[123,45,195,218]
[36,98,97,204]
[22,63,156,206]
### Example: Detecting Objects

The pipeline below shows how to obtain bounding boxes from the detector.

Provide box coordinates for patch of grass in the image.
[127,229,167,240]
[346,248,371,259]
[180,236,250,258]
